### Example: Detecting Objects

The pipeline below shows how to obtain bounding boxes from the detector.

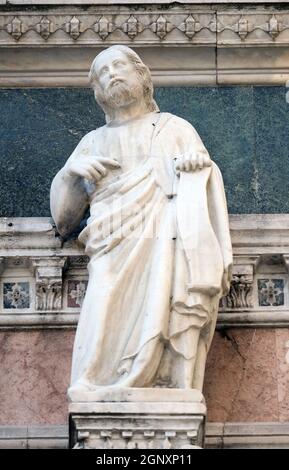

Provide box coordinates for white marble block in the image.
[69,388,205,449]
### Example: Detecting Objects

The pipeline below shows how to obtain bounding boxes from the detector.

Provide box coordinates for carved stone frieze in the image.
[1,8,289,46]
[1,216,289,327]
[217,12,289,44]
[0,9,216,46]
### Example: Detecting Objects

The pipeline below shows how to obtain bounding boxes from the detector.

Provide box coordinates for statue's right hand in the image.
[64,156,121,182]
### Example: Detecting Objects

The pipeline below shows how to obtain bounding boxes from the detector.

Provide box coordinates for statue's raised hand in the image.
[174,151,211,175]
[65,156,121,182]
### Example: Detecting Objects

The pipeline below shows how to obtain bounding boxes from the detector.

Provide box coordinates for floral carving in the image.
[3,282,30,309]
[258,279,284,307]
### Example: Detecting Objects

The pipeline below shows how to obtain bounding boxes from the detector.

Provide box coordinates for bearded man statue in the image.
[50,45,232,396]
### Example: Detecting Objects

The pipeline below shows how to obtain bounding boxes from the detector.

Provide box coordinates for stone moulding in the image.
[1,421,289,449]
[1,215,289,329]
[1,4,289,85]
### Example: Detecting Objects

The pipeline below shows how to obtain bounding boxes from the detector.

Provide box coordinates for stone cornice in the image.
[1,3,289,85]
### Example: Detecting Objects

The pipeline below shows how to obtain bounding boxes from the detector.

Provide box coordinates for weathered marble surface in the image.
[1,86,289,217]
[1,328,289,425]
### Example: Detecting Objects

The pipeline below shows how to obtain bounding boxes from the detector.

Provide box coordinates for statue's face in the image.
[94,49,143,109]
[95,49,137,91]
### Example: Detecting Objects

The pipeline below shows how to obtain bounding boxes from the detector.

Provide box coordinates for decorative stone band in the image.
[1,4,289,85]
[1,215,289,329]
[1,422,289,449]
[0,6,288,45]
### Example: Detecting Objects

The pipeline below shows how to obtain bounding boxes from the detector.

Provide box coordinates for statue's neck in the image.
[107,100,149,125]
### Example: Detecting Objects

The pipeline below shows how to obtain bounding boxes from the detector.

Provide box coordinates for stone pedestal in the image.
[68,388,206,449]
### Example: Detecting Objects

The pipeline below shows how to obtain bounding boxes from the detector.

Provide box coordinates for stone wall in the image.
[1,328,289,427]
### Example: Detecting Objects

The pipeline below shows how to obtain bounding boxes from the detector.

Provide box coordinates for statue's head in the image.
[89,45,159,123]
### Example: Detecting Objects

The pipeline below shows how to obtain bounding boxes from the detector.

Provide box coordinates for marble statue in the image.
[50,45,232,394]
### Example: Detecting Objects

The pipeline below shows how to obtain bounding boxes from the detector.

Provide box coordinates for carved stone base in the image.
[68,388,206,449]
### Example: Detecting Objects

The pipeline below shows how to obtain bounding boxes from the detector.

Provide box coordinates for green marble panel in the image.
[0,86,288,216]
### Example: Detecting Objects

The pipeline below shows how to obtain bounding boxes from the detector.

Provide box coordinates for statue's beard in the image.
[102,80,143,109]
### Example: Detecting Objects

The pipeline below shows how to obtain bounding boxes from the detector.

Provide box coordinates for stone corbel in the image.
[0,257,5,275]
[220,256,259,310]
[282,255,289,274]
[30,257,67,311]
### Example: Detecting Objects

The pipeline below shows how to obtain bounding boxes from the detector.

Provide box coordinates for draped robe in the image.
[68,111,232,388]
